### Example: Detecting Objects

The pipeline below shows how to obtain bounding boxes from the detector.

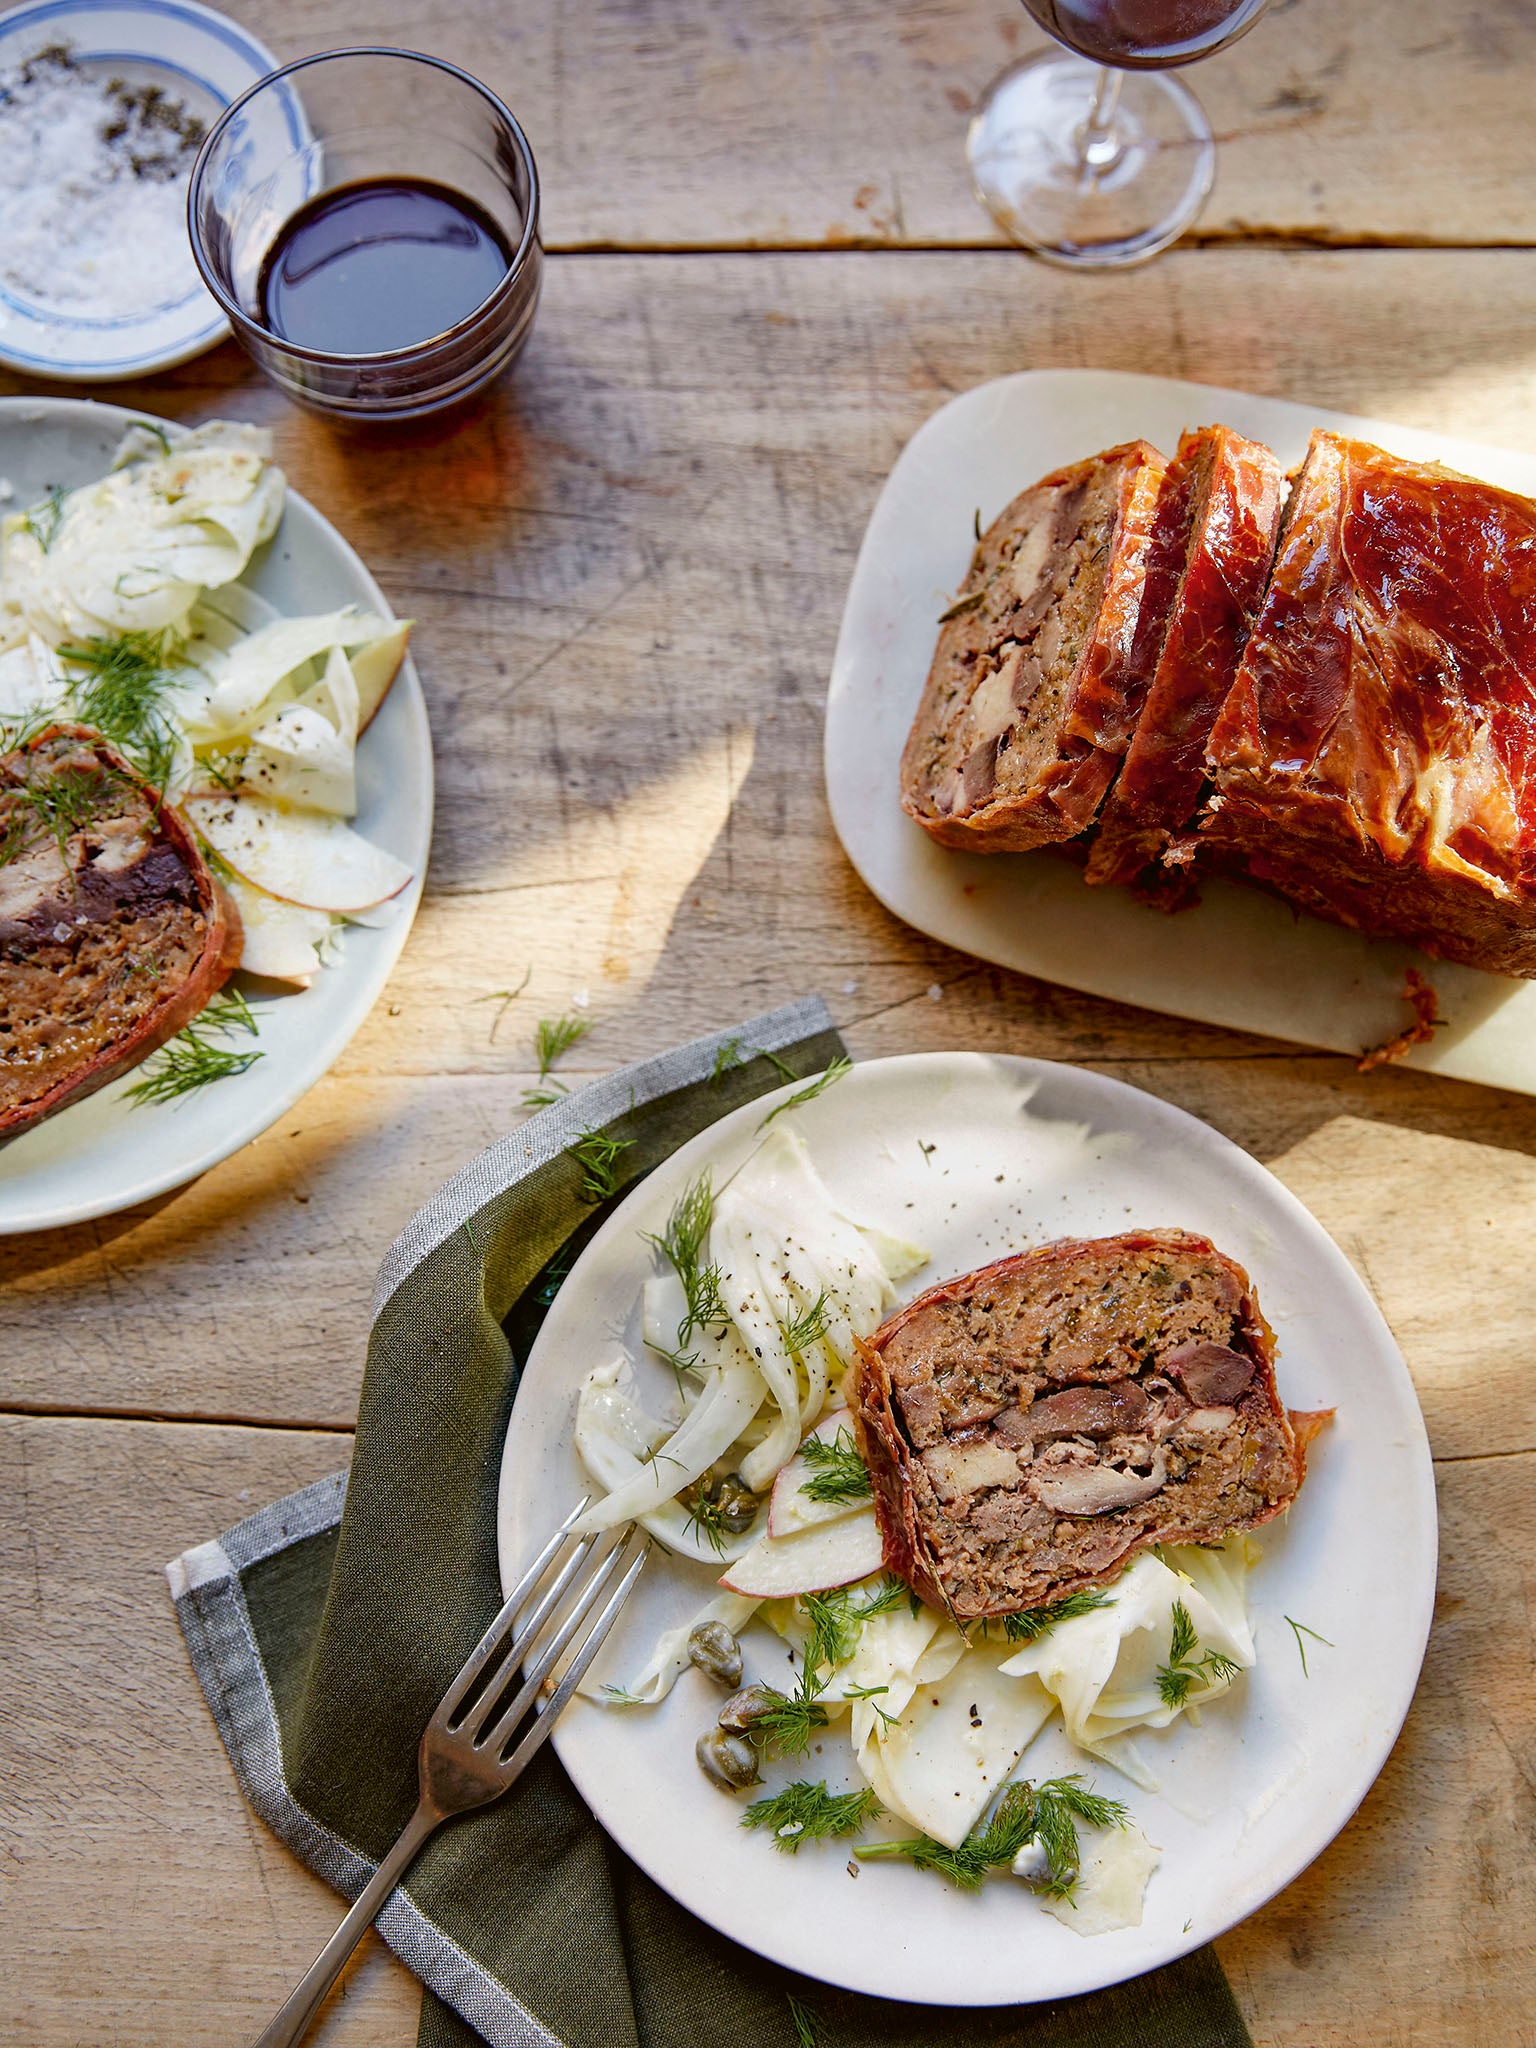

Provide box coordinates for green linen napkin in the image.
[168,997,1254,2048]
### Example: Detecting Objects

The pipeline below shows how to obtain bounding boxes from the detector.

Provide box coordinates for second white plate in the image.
[0,399,432,1232]
[825,369,1536,1094]
[498,1053,1435,2006]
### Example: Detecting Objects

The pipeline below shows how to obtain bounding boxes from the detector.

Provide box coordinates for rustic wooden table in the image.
[4,2,1534,2040]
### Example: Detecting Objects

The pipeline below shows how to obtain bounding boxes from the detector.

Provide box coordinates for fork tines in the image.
[423,1503,645,1797]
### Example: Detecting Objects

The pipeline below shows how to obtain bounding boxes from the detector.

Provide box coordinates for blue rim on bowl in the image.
[0,0,283,380]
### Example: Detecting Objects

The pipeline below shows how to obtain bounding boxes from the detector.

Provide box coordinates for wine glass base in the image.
[968,52,1216,270]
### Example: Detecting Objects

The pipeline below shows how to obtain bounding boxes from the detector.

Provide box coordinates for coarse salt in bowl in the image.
[0,0,283,380]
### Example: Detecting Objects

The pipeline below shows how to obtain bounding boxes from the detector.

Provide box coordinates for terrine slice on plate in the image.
[1201,430,1536,978]
[0,725,241,1138]
[850,1228,1307,1621]
[1085,424,1285,892]
[899,440,1179,854]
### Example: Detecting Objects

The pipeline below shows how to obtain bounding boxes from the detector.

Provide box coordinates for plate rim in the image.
[496,1047,1438,2005]
[0,393,433,1231]
[0,0,284,378]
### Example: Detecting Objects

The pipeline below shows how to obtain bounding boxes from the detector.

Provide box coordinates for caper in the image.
[717,1682,779,1733]
[695,1726,760,1791]
[687,1619,744,1689]
[713,1472,760,1533]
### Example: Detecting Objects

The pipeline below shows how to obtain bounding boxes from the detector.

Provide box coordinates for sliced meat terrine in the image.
[849,1229,1307,1620]
[1085,424,1285,891]
[0,725,240,1137]
[1200,430,1536,977]
[900,441,1180,853]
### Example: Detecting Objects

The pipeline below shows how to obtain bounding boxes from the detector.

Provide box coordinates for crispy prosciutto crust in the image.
[900,440,1177,853]
[1201,431,1536,976]
[0,725,241,1138]
[1086,425,1285,891]
[849,1230,1309,1621]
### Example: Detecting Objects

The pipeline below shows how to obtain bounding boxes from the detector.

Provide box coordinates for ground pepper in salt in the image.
[0,44,207,319]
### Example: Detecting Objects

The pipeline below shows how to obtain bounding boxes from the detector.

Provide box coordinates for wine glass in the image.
[968,0,1269,269]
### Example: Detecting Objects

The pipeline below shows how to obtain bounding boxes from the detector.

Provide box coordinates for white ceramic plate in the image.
[825,369,1536,1095]
[0,0,282,379]
[0,397,432,1231]
[498,1053,1436,2006]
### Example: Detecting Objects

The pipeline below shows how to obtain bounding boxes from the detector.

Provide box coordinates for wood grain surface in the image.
[4,1,1535,2042]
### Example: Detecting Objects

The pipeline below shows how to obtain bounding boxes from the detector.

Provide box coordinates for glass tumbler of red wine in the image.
[968,1,1269,269]
[189,48,541,421]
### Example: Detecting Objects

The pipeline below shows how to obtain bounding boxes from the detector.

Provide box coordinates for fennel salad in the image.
[0,420,414,1032]
[571,1107,1264,1936]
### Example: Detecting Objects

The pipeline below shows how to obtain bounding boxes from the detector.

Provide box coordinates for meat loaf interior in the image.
[850,1229,1304,1619]
[899,440,1176,854]
[1200,430,1536,978]
[0,725,240,1137]
[1086,424,1285,892]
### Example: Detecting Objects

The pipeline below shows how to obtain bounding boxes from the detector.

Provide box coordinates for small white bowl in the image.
[0,0,282,380]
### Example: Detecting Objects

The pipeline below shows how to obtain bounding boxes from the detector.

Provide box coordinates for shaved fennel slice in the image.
[581,1589,761,1707]
[998,1544,1255,1774]
[1030,1821,1161,1936]
[571,1346,765,1548]
[860,1641,1056,1847]
[712,1226,827,1492]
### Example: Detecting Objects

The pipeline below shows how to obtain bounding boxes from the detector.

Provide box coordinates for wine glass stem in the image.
[1077,66,1125,180]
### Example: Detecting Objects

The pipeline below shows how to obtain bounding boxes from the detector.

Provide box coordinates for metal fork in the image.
[249,1503,646,2048]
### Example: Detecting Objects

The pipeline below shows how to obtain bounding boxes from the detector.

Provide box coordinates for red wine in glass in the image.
[1021,0,1268,68]
[967,0,1269,266]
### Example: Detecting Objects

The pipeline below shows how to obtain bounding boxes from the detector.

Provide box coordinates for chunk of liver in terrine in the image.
[849,1229,1304,1620]
[899,440,1178,854]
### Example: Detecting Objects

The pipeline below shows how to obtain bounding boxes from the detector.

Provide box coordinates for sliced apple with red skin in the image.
[768,1412,871,1538]
[718,1502,884,1598]
[183,794,412,914]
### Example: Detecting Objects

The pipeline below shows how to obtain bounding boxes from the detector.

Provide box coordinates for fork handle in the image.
[248,1800,443,2048]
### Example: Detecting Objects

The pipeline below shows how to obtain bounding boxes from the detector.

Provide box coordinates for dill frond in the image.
[599,1684,647,1708]
[682,1491,731,1556]
[759,1054,854,1129]
[644,1172,728,1342]
[567,1126,633,1204]
[747,1681,830,1758]
[20,484,67,553]
[711,1035,745,1082]
[125,988,262,1105]
[856,1776,1129,1896]
[533,1012,589,1076]
[802,1576,907,1671]
[843,1682,897,1729]
[1284,1615,1334,1678]
[473,967,531,1043]
[1156,1600,1241,1708]
[741,1781,882,1854]
[779,1289,832,1357]
[786,1994,820,2048]
[999,1587,1115,1642]
[759,1046,800,1084]
[56,631,181,789]
[796,1427,872,1506]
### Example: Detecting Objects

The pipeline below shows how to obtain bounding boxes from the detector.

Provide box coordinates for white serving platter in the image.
[0,398,432,1232]
[498,1053,1436,2006]
[825,369,1536,1092]
[0,0,283,379]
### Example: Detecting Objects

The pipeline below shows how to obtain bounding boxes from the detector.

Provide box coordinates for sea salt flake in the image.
[0,47,208,321]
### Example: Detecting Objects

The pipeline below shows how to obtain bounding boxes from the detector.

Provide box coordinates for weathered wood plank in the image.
[222,0,1536,248]
[2,1413,1529,2046]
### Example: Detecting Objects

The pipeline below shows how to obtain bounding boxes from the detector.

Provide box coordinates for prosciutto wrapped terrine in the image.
[849,1230,1311,1620]
[1200,430,1536,977]
[0,725,240,1137]
[1086,424,1284,891]
[900,441,1180,853]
